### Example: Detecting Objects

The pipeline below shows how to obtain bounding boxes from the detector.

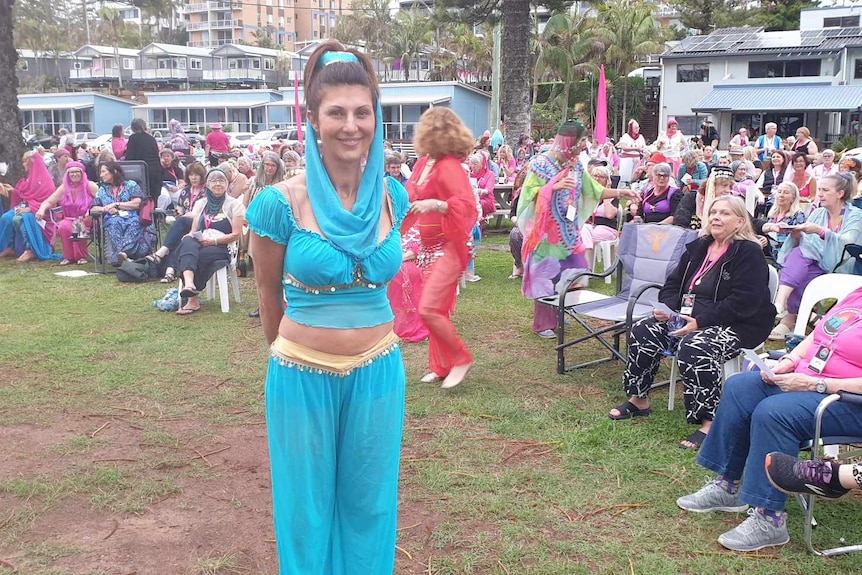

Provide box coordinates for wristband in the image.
[818,227,826,239]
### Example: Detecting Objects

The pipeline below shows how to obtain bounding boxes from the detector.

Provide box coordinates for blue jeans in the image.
[697,371,862,511]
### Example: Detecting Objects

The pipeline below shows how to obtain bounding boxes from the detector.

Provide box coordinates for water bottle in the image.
[633,216,644,224]
[663,313,687,356]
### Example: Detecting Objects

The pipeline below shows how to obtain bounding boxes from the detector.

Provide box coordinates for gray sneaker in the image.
[676,477,749,513]
[718,508,790,552]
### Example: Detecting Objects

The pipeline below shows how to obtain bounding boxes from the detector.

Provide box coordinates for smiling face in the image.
[67,168,83,182]
[469,156,483,174]
[207,174,228,197]
[734,164,747,180]
[386,162,401,178]
[309,84,375,165]
[770,152,785,169]
[793,155,807,172]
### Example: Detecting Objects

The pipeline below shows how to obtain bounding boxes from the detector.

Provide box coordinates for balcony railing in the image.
[203,69,264,81]
[186,19,242,31]
[69,67,120,80]
[132,69,190,80]
[185,1,235,12]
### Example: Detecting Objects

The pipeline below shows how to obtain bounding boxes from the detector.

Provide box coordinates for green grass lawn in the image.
[1,232,861,574]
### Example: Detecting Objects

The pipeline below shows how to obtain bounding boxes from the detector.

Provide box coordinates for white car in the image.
[230,132,256,149]
[247,128,300,152]
[89,134,113,151]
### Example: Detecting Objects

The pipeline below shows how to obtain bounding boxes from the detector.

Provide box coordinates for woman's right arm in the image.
[250,233,286,344]
[36,187,64,219]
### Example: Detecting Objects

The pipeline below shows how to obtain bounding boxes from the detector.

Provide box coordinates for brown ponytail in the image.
[303,39,379,118]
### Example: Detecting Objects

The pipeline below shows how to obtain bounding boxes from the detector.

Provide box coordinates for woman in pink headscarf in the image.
[468,151,496,227]
[36,161,98,265]
[0,151,60,262]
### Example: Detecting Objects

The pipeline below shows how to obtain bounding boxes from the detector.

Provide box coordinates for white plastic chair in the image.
[668,264,779,411]
[178,241,241,313]
[590,238,619,285]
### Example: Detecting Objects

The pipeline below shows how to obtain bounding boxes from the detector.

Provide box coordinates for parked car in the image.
[230,132,256,149]
[247,128,300,152]
[71,132,100,146]
[89,134,113,151]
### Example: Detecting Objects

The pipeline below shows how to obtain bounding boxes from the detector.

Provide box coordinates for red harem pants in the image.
[419,244,472,377]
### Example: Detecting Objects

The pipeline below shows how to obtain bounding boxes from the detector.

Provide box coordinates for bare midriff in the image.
[277,317,395,356]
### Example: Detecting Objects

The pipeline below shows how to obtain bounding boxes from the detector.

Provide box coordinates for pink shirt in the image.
[205,130,231,153]
[799,288,862,379]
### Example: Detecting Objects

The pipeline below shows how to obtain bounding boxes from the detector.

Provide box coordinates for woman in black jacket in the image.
[123,118,162,202]
[609,195,775,449]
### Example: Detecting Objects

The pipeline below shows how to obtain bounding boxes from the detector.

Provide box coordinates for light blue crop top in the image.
[246,180,409,329]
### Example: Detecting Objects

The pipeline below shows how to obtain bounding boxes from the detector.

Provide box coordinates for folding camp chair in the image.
[119,160,162,248]
[793,391,862,556]
[832,244,862,276]
[538,223,698,374]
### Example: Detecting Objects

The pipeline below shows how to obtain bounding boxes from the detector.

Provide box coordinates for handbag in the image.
[139,197,155,227]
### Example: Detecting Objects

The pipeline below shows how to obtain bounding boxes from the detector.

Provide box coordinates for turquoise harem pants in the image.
[265,346,405,575]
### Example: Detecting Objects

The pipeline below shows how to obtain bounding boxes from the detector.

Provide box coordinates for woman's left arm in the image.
[771,373,862,394]
[693,162,708,186]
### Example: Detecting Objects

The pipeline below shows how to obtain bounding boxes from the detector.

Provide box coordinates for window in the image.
[748,59,819,78]
[824,15,859,27]
[123,57,136,70]
[264,58,275,70]
[676,63,709,83]
[73,61,82,70]
[252,58,261,69]
[190,58,202,70]
[855,59,862,80]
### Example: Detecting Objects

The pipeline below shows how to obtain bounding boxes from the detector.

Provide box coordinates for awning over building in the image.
[134,99,272,110]
[694,84,862,113]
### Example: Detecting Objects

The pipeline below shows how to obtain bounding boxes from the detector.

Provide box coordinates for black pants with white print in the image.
[622,317,741,424]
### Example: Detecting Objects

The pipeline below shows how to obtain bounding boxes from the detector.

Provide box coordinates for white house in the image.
[660,6,862,147]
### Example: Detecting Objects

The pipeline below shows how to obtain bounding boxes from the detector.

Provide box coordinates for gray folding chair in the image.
[538,223,698,374]
[797,391,862,556]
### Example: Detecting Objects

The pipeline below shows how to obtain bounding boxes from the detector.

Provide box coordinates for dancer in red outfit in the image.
[402,108,478,389]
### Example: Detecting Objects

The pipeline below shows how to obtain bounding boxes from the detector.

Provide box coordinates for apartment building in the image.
[183,0,341,51]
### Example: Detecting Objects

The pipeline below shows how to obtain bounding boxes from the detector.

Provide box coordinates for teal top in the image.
[246,178,409,329]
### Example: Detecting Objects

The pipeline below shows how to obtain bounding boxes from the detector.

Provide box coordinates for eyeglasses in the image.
[655,173,670,178]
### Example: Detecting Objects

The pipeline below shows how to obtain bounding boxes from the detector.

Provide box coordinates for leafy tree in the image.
[669,0,749,34]
[539,11,601,123]
[385,10,433,82]
[1,0,27,186]
[595,0,661,136]
[751,0,819,31]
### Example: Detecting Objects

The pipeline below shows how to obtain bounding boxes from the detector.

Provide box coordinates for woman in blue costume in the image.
[246,40,409,575]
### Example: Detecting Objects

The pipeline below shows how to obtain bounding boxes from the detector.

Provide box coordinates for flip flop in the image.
[76,258,89,265]
[59,259,71,266]
[176,305,200,316]
[608,400,652,421]
[180,286,199,298]
[679,430,707,450]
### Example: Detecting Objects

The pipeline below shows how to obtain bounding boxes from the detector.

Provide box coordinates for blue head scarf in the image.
[304,51,384,261]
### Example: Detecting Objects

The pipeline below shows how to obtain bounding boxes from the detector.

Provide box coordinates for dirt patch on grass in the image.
[0,413,277,575]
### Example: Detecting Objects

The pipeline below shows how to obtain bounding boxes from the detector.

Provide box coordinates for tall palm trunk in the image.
[501,0,530,149]
[0,0,26,184]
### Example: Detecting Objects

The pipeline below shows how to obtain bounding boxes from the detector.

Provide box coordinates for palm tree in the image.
[1,0,27,184]
[501,0,531,148]
[386,10,432,82]
[539,10,602,124]
[595,0,661,136]
[96,5,125,87]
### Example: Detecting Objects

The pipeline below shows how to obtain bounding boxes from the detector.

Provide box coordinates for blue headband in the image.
[319,51,359,68]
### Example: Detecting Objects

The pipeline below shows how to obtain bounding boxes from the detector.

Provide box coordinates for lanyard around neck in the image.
[689,243,729,291]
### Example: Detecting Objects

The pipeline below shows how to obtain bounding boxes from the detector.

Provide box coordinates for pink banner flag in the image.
[294,74,304,144]
[594,65,608,144]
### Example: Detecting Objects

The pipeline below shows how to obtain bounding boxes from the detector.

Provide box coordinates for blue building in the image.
[133,89,287,133]
[18,92,135,136]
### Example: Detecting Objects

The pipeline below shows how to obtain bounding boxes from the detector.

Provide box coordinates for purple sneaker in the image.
[765,452,849,499]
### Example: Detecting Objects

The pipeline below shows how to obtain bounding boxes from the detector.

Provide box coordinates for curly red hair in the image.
[413,108,474,160]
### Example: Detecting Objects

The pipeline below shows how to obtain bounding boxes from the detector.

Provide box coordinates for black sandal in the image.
[160,271,176,284]
[608,400,652,421]
[679,430,707,450]
[145,253,163,265]
[180,286,199,298]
